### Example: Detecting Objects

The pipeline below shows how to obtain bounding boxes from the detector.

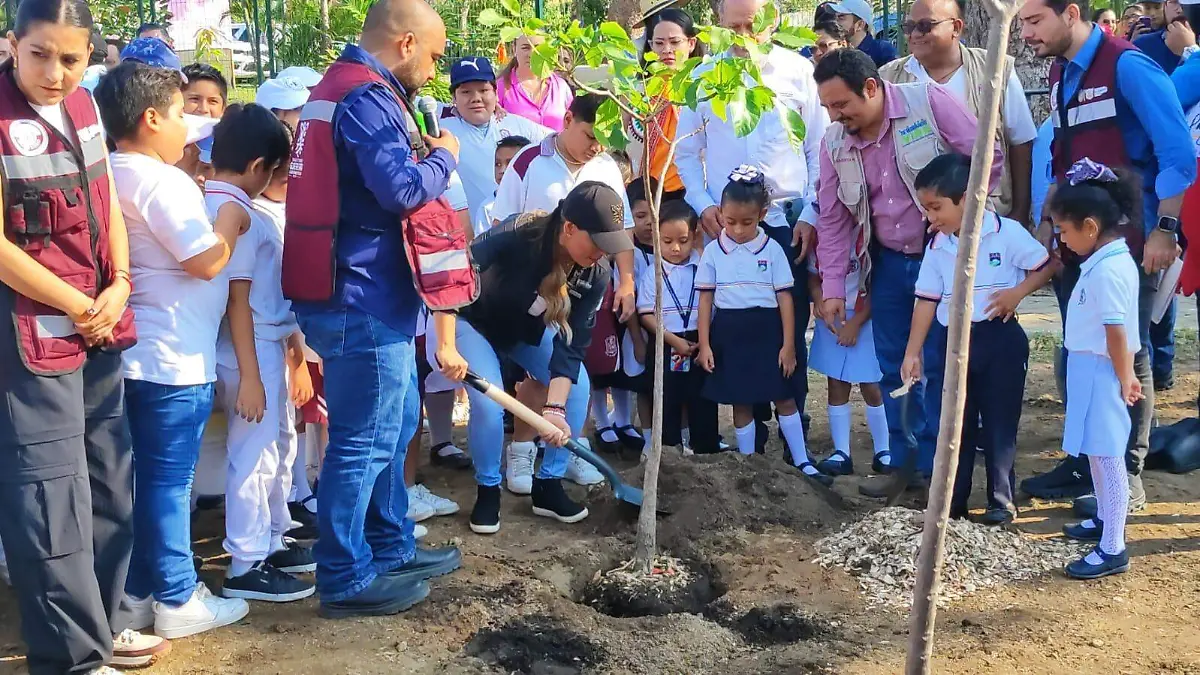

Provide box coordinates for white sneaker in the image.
[153,583,249,640]
[406,494,436,522]
[125,595,154,632]
[565,442,605,486]
[112,628,170,668]
[505,442,537,495]
[452,400,470,425]
[414,523,428,540]
[410,484,460,516]
[88,667,122,675]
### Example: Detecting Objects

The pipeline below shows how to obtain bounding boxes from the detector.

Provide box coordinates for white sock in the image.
[270,535,286,555]
[641,427,652,442]
[1093,455,1129,557]
[681,427,691,446]
[734,422,755,456]
[425,391,456,446]
[828,403,852,456]
[864,403,890,457]
[612,389,634,428]
[591,393,615,441]
[292,432,314,505]
[779,411,817,475]
[228,558,255,578]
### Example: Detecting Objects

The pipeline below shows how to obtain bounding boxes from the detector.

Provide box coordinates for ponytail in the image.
[517,206,575,342]
[1049,160,1142,235]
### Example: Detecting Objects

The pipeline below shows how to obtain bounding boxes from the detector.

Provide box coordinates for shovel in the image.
[462,370,659,514]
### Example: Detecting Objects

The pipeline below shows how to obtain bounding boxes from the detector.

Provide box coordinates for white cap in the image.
[184,114,219,145]
[276,65,322,88]
[256,76,311,112]
[828,0,873,25]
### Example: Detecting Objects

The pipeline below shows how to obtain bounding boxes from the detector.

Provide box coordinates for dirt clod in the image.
[579,556,725,618]
[465,614,606,674]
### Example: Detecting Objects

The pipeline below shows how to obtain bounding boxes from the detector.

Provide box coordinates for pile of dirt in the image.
[464,614,607,674]
[589,451,852,549]
[579,556,726,618]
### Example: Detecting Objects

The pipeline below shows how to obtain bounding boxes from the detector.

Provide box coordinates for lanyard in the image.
[662,263,698,330]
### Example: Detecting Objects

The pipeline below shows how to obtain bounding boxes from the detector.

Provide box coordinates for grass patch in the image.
[1026,328,1198,363]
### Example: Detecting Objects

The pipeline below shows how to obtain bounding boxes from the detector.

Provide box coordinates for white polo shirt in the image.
[914,213,1049,326]
[492,137,634,229]
[1064,238,1142,356]
[636,250,702,333]
[440,110,551,216]
[471,196,496,236]
[696,228,794,310]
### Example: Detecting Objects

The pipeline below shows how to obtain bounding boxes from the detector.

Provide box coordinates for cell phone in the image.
[1136,15,1153,30]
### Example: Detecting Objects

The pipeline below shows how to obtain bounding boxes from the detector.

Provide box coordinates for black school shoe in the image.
[1019,455,1092,499]
[531,478,589,523]
[320,576,430,619]
[973,506,1016,526]
[383,545,463,585]
[287,497,319,540]
[1065,547,1129,580]
[593,427,622,455]
[223,562,315,603]
[816,451,853,476]
[429,442,473,470]
[470,485,502,535]
[1063,519,1104,542]
[267,541,316,574]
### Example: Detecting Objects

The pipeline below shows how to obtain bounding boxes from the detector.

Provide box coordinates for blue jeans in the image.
[455,318,589,486]
[295,308,420,602]
[1150,296,1176,384]
[124,380,214,606]
[869,248,940,476]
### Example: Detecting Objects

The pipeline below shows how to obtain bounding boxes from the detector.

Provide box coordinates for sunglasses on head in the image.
[901,17,953,34]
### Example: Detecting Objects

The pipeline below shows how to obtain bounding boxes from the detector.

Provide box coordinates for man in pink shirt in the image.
[811,49,1003,492]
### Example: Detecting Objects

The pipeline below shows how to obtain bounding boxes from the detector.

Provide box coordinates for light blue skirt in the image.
[810,312,883,385]
[1063,351,1131,458]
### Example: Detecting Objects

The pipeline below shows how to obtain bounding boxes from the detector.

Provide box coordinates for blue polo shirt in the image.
[292,44,457,335]
[1133,29,1180,75]
[1055,26,1195,235]
[857,32,897,67]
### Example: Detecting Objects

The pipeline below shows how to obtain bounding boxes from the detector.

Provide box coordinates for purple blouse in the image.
[497,70,573,132]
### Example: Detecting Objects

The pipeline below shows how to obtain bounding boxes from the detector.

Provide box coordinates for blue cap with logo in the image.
[450,57,496,89]
[120,37,187,81]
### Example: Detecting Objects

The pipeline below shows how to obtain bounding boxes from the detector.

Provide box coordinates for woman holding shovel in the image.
[442,181,634,536]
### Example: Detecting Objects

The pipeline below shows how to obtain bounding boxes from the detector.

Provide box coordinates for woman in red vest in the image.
[0,0,166,672]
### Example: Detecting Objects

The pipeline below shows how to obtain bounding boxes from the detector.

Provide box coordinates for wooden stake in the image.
[904,1,1020,672]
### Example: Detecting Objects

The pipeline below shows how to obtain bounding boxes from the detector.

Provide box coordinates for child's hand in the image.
[1120,370,1145,406]
[985,288,1023,322]
[901,353,923,386]
[236,377,267,423]
[836,320,861,347]
[779,345,797,377]
[633,339,647,366]
[697,345,715,372]
[665,334,691,356]
[290,361,314,408]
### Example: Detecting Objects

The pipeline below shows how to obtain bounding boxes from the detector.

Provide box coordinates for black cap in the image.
[560,181,634,255]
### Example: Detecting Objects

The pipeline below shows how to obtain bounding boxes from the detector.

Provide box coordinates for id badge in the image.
[669,348,691,373]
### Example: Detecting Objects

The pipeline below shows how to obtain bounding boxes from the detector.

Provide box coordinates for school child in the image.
[181,62,228,118]
[902,154,1059,526]
[696,166,829,485]
[99,60,250,638]
[1052,159,1143,580]
[255,75,310,131]
[472,135,530,236]
[637,200,719,453]
[803,201,892,477]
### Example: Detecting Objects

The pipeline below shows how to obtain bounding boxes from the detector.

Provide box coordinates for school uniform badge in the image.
[757,259,768,272]
[10,120,48,157]
[989,252,1001,267]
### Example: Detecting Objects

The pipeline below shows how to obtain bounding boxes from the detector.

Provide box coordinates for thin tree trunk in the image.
[904,0,1019,672]
[319,0,331,53]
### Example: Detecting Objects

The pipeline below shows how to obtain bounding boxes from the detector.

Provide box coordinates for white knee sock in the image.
[779,411,818,475]
[590,393,612,428]
[292,431,315,509]
[864,403,890,456]
[612,389,634,428]
[1090,455,1129,559]
[734,422,755,456]
[828,403,851,456]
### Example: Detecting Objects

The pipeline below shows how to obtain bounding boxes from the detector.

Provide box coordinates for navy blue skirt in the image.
[702,307,802,405]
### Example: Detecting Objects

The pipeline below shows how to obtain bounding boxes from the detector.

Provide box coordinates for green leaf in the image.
[524,18,546,31]
[772,26,817,50]
[643,50,659,62]
[726,89,756,138]
[783,106,807,153]
[704,26,735,55]
[477,8,505,27]
[753,2,779,35]
[646,75,666,98]
[599,21,629,41]
[594,98,628,151]
[500,0,520,17]
[711,96,728,124]
[684,79,703,110]
[567,22,585,40]
[499,26,523,43]
[530,43,558,79]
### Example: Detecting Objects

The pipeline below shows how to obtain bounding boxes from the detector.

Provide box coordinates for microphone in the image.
[416,96,440,138]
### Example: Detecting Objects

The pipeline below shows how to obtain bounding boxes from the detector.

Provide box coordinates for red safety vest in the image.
[282,59,478,311]
[0,62,135,377]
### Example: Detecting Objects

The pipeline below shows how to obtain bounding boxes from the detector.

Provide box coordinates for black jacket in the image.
[458,214,611,382]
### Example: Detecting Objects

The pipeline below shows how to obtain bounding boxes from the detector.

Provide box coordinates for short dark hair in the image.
[94,61,183,143]
[182,63,229,101]
[1044,0,1071,14]
[210,103,292,174]
[568,93,604,125]
[813,47,879,97]
[813,19,849,42]
[496,135,531,152]
[914,153,972,204]
[659,199,698,231]
[626,176,661,206]
[89,30,107,65]
[450,78,496,96]
[136,22,165,38]
[106,37,126,51]
[14,0,92,39]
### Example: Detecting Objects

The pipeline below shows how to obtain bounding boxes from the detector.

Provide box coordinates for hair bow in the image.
[1066,158,1118,186]
[728,164,764,184]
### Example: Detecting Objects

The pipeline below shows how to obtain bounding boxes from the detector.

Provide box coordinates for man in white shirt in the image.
[879,0,1037,222]
[493,93,638,318]
[441,57,551,217]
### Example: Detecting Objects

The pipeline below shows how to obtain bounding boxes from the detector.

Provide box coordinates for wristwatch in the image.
[1157,215,1180,234]
[1183,44,1200,62]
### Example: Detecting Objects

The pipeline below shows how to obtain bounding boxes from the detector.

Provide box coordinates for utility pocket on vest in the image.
[838,181,864,209]
[53,187,89,235]
[0,461,86,561]
[901,139,940,175]
[12,269,92,376]
[281,223,337,303]
[403,197,478,311]
[6,192,53,250]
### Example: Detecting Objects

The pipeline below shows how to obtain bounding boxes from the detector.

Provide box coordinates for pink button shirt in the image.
[815,81,1004,300]
[497,70,574,132]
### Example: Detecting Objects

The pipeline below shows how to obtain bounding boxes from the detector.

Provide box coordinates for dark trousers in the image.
[927,318,1029,513]
[1150,296,1177,385]
[0,291,133,674]
[656,330,719,453]
[753,225,811,435]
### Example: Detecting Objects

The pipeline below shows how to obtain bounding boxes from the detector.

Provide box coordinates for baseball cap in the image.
[196,135,214,164]
[120,37,187,81]
[256,76,310,111]
[185,114,218,146]
[828,0,873,25]
[561,181,633,255]
[276,65,322,88]
[450,57,496,89]
[635,0,684,27]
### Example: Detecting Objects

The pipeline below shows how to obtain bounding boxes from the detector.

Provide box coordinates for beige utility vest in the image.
[879,45,1014,216]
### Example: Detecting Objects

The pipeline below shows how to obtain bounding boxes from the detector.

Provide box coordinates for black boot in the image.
[531,478,589,523]
[470,484,501,535]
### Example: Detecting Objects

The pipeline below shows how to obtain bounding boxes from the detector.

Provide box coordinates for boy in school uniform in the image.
[471,135,529,236]
[181,63,228,119]
[902,154,1060,525]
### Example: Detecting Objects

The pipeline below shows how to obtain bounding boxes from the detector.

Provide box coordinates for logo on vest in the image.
[898,119,934,147]
[989,252,1001,267]
[1077,86,1109,103]
[11,120,48,157]
[78,124,103,144]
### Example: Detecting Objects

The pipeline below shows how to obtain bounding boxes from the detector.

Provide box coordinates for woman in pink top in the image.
[497,34,573,131]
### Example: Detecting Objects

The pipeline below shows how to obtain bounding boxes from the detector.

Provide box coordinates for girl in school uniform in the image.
[1051,158,1144,580]
[802,201,892,477]
[695,166,830,485]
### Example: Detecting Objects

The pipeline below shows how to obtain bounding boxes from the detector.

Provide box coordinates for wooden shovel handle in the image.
[462,371,562,440]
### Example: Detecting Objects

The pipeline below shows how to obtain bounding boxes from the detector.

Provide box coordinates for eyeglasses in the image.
[650,37,688,50]
[901,18,953,35]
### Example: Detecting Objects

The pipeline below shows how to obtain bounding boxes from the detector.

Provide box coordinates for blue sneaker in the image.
[1065,547,1129,580]
[1062,519,1103,542]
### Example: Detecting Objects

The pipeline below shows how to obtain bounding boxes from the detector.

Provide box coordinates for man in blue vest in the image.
[1019,0,1196,516]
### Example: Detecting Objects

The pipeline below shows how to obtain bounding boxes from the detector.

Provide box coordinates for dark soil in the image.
[578,558,726,618]
[729,603,828,646]
[464,614,606,674]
